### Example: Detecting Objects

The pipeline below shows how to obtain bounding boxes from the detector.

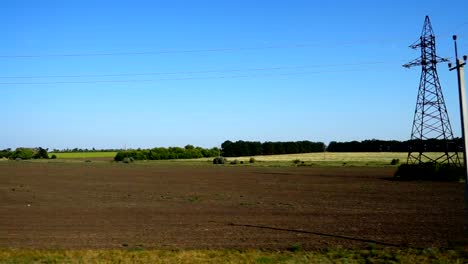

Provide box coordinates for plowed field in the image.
[0,162,465,249]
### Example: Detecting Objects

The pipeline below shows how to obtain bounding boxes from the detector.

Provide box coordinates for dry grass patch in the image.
[0,248,466,264]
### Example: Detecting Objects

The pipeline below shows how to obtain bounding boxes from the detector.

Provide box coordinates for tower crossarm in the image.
[403,56,449,68]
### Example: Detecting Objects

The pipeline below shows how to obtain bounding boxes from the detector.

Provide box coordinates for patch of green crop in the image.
[49,152,117,159]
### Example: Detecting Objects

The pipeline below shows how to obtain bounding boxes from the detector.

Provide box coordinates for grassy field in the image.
[0,248,466,263]
[223,152,408,166]
[226,152,461,162]
[204,152,458,167]
[49,151,117,159]
[45,151,462,167]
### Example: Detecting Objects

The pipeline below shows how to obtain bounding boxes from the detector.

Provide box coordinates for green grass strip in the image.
[49,152,117,159]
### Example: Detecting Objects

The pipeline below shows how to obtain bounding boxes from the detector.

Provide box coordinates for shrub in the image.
[287,244,303,252]
[213,157,226,164]
[249,157,256,163]
[115,146,217,161]
[10,148,35,160]
[293,159,301,164]
[135,151,147,160]
[202,147,220,158]
[390,158,400,165]
[51,154,57,159]
[114,151,125,162]
[230,159,239,165]
[33,147,49,159]
[0,149,12,159]
[394,162,464,181]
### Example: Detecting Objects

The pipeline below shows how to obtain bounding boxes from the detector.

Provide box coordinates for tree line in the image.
[0,148,50,159]
[326,139,462,152]
[220,139,463,157]
[114,145,219,161]
[221,140,325,157]
[1,138,462,162]
[52,148,123,153]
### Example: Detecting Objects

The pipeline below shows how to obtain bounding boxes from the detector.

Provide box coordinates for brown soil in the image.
[0,162,465,249]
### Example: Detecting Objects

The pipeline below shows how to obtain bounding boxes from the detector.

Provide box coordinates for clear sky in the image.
[1,0,468,150]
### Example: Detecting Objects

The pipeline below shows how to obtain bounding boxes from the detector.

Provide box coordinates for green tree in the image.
[11,148,35,160]
[33,147,49,159]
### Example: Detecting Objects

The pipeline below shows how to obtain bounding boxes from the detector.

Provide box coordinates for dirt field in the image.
[0,161,465,250]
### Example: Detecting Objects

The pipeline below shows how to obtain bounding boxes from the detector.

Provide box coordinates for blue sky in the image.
[1,0,468,149]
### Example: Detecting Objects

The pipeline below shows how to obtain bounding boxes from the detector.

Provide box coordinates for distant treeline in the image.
[52,148,122,153]
[220,139,463,157]
[221,140,325,157]
[114,145,219,161]
[326,139,463,152]
[0,148,50,159]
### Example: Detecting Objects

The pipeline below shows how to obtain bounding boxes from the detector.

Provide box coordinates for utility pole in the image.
[448,35,468,206]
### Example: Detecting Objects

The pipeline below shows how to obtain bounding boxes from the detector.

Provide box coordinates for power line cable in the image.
[0,38,452,59]
[0,43,370,58]
[1,21,466,59]
[0,68,378,85]
[0,61,389,79]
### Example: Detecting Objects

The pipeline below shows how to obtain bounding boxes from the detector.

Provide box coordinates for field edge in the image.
[0,247,466,263]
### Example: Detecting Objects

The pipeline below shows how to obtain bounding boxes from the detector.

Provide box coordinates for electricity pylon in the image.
[403,16,461,165]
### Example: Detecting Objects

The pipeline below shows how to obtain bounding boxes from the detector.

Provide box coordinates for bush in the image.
[293,159,301,164]
[249,157,256,163]
[10,148,35,160]
[0,149,12,159]
[390,158,400,165]
[115,146,218,161]
[394,162,464,181]
[123,157,133,163]
[230,159,239,165]
[33,147,49,159]
[213,157,226,164]
[135,151,147,160]
[114,151,126,161]
[51,154,57,159]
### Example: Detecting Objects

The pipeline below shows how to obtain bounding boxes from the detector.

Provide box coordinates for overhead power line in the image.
[0,43,360,58]
[0,61,388,79]
[0,21,466,59]
[0,68,378,85]
[0,38,451,59]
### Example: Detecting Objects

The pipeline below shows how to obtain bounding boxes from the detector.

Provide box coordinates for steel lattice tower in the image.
[403,16,461,165]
